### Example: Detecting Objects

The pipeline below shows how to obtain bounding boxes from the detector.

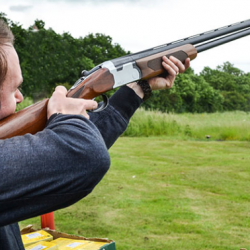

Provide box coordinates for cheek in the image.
[0,94,17,119]
[5,101,16,114]
[9,100,17,112]
[8,95,17,112]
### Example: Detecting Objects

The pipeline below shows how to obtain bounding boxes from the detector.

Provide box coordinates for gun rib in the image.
[138,19,250,54]
[196,27,250,53]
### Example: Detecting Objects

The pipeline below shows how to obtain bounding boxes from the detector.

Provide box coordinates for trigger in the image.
[88,95,109,113]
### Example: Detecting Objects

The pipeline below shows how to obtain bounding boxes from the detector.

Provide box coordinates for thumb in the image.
[54,85,68,96]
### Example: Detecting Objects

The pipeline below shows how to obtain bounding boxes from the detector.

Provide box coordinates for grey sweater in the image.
[0,86,142,249]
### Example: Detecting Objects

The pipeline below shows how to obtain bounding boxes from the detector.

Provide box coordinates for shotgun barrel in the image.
[110,19,250,67]
[196,27,250,52]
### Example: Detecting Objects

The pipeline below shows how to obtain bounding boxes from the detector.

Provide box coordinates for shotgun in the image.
[1,19,250,139]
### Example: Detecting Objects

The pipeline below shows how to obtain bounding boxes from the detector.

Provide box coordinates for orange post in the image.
[41,212,55,230]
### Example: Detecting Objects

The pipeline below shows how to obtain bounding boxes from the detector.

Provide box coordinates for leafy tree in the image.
[201,62,250,111]
[221,91,247,111]
[219,61,244,76]
[201,66,236,91]
[34,19,45,30]
[144,68,223,113]
[80,33,129,65]
[190,74,223,113]
[0,12,10,24]
[14,28,94,97]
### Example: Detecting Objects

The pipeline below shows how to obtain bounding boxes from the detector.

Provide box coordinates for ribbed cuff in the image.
[46,113,61,126]
[109,86,143,122]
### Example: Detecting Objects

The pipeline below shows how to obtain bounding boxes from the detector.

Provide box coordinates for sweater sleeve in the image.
[89,86,143,149]
[0,114,110,226]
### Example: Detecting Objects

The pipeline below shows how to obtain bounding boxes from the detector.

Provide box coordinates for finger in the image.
[169,56,186,73]
[80,100,97,119]
[163,56,179,74]
[184,58,190,70]
[162,60,178,78]
[162,62,176,88]
[54,85,68,95]
[81,99,98,111]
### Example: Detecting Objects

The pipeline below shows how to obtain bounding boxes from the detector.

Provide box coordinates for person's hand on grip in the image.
[47,86,98,119]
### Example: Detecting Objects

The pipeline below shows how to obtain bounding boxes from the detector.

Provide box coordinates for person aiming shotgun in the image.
[0,19,189,249]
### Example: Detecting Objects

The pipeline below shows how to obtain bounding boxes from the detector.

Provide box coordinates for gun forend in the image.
[136,44,197,79]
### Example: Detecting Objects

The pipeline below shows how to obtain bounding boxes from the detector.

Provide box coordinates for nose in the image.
[16,89,23,104]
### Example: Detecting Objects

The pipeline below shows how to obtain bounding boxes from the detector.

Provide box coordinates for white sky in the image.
[1,0,250,74]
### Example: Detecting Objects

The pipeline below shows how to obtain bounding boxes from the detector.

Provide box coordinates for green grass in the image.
[20,138,250,250]
[124,109,250,141]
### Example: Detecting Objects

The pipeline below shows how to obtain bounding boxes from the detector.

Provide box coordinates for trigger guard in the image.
[88,94,109,113]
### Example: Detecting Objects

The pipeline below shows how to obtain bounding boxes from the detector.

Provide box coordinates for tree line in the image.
[1,13,250,113]
[145,64,250,113]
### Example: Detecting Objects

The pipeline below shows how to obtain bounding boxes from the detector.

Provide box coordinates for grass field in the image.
[124,109,250,141]
[20,137,250,250]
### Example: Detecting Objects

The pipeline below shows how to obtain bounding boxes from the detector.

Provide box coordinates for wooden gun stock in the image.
[0,99,49,139]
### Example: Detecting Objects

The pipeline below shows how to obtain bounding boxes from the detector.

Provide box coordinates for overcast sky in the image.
[1,0,250,74]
